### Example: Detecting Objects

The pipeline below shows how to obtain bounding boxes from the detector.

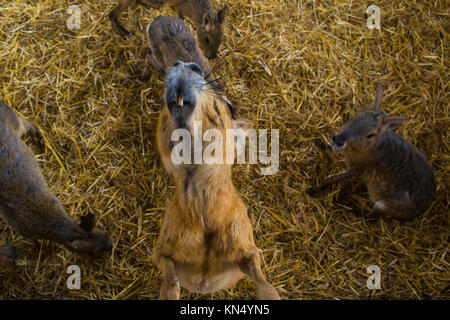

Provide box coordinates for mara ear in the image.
[79,213,96,233]
[371,86,383,110]
[202,11,213,31]
[232,116,254,131]
[382,116,411,132]
[218,4,228,24]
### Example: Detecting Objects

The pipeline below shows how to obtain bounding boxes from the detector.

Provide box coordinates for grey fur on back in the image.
[364,131,436,218]
[147,16,211,76]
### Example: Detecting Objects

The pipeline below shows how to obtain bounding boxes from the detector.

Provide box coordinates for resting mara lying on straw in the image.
[307,87,436,221]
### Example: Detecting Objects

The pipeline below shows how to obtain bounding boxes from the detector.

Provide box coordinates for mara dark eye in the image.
[205,37,210,44]
[366,133,377,139]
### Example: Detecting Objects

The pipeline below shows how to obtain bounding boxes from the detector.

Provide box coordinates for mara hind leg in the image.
[366,192,415,221]
[109,0,164,37]
[16,116,42,139]
[109,0,136,37]
[139,0,164,8]
[239,252,280,300]
[0,245,17,269]
[0,103,43,149]
[1,207,39,273]
[0,206,18,269]
[153,253,180,300]
[16,117,44,151]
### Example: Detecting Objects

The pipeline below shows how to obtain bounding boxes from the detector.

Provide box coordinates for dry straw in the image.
[0,0,448,299]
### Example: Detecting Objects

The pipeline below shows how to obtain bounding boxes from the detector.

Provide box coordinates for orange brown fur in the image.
[154,65,280,299]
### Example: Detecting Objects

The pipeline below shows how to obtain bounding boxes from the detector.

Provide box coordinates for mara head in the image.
[329,86,411,155]
[197,5,227,59]
[163,61,253,166]
[68,213,112,256]
[165,61,207,129]
[164,60,250,130]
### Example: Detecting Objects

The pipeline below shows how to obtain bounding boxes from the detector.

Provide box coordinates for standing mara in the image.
[153,61,280,299]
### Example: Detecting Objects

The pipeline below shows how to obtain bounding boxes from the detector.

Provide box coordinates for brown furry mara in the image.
[153,61,280,299]
[0,102,112,266]
[307,87,436,221]
[109,0,227,59]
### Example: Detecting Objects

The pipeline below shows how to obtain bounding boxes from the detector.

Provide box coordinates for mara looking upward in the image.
[153,61,280,300]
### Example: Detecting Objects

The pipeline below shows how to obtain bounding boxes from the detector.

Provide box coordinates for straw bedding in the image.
[0,0,448,299]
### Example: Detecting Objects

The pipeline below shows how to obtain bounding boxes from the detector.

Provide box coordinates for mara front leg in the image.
[307,169,360,198]
[1,102,44,151]
[239,252,280,300]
